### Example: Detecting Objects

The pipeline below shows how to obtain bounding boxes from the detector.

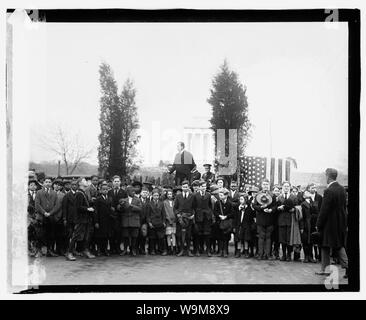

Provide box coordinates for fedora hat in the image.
[256,192,273,206]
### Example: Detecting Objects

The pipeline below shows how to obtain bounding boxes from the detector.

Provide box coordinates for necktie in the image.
[181,152,184,164]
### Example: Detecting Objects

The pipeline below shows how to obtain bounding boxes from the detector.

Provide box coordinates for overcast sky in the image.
[24,21,348,173]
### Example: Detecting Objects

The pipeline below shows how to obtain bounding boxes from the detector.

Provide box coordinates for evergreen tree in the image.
[208,60,251,175]
[98,63,140,178]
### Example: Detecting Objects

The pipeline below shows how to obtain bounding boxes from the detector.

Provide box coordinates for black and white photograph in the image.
[2,3,362,298]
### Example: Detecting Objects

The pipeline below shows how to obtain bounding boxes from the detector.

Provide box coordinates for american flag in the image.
[240,156,296,187]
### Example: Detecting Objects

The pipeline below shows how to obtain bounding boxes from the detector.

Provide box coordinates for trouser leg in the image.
[321,247,331,271]
[338,247,349,269]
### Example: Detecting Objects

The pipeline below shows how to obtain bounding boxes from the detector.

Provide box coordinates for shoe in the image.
[47,250,59,257]
[66,253,76,261]
[286,255,291,262]
[176,250,184,257]
[161,251,168,256]
[150,250,156,256]
[74,251,83,257]
[207,251,212,257]
[188,251,194,257]
[268,255,276,261]
[34,251,42,258]
[132,250,137,257]
[83,251,96,259]
[223,251,228,258]
[195,252,200,257]
[103,251,110,257]
[244,253,250,259]
[280,256,287,261]
[235,251,241,258]
[303,257,310,263]
[120,250,128,256]
[344,269,348,279]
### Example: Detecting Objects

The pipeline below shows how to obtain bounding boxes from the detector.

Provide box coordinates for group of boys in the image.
[27,170,328,264]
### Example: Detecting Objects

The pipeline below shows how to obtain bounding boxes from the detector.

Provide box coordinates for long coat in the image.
[75,189,94,224]
[108,188,127,230]
[316,181,347,248]
[120,197,142,228]
[95,195,112,238]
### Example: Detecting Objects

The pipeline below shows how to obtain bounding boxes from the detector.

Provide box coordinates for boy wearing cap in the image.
[35,177,58,257]
[119,186,142,256]
[213,188,235,257]
[66,178,96,261]
[174,180,196,257]
[147,189,167,255]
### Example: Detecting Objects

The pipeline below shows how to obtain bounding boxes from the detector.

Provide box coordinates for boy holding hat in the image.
[252,179,277,260]
[174,180,196,257]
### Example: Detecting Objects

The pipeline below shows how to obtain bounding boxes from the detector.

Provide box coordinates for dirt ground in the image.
[27,254,348,287]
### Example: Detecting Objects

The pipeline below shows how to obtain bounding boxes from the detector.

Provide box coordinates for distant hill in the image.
[29,161,99,177]
[291,170,348,187]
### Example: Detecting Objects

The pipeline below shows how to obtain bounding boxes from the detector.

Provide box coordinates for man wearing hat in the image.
[202,164,215,188]
[119,185,142,256]
[168,142,197,186]
[252,179,277,260]
[35,177,58,257]
[174,180,196,257]
[132,180,143,198]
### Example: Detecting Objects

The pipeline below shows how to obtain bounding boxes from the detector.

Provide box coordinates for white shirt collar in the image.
[328,181,337,188]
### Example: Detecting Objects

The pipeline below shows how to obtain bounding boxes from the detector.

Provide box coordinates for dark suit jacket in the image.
[213,199,235,220]
[120,196,142,228]
[276,193,298,226]
[228,190,241,207]
[62,191,78,224]
[108,188,128,224]
[140,198,150,225]
[316,181,347,248]
[35,188,58,221]
[169,150,196,184]
[147,200,166,228]
[174,192,196,217]
[28,191,36,218]
[252,191,277,227]
[75,189,94,224]
[193,191,213,222]
[311,193,323,212]
[95,195,112,237]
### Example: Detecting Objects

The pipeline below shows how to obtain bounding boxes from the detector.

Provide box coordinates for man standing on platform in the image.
[202,163,215,189]
[168,142,196,186]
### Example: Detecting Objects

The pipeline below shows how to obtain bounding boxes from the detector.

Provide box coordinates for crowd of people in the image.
[27,165,348,278]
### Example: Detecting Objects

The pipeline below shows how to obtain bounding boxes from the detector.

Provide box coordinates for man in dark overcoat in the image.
[168,142,196,186]
[316,168,348,278]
